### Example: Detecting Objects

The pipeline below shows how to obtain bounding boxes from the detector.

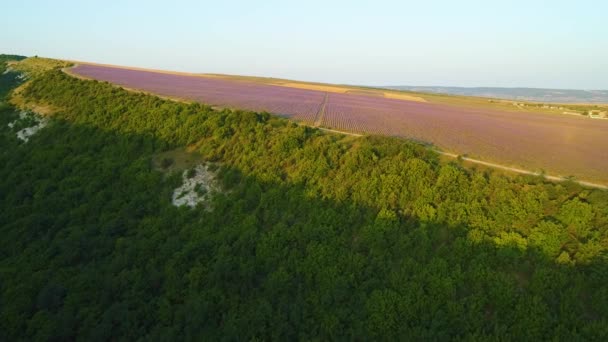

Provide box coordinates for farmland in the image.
[70,64,608,184]
[69,64,324,123]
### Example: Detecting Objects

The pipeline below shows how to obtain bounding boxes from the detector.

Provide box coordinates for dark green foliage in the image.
[1,69,608,340]
[0,54,26,101]
[186,168,196,179]
[0,71,22,101]
[193,183,207,196]
[0,54,26,60]
[160,157,174,169]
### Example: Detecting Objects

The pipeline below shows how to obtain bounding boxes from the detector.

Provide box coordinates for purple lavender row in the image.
[72,65,324,123]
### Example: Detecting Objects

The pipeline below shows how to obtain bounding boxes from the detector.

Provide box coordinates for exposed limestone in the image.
[7,111,48,142]
[172,164,219,209]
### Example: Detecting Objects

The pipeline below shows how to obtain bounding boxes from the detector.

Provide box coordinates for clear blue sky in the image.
[2,0,607,89]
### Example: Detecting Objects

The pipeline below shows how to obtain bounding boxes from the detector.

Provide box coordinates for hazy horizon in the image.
[2,0,607,89]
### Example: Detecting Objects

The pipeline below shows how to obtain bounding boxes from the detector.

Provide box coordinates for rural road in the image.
[435,151,608,190]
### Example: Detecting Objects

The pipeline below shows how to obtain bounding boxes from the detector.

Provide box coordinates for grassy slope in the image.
[6,57,71,115]
[9,56,71,76]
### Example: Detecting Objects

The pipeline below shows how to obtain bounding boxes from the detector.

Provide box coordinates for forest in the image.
[2,58,608,340]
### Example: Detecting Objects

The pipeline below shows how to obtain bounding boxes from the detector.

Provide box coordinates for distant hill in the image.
[0,54,26,61]
[384,86,608,104]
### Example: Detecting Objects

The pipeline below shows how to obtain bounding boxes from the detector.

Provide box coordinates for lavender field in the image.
[72,65,325,123]
[71,64,608,183]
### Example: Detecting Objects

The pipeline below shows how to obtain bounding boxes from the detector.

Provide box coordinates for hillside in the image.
[2,57,608,340]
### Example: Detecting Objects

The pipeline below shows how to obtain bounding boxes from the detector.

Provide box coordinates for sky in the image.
[2,0,607,89]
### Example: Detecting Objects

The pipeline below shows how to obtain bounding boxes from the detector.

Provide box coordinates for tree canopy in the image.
[1,66,608,340]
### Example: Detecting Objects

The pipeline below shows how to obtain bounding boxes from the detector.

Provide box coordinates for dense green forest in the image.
[2,60,608,340]
[0,55,25,102]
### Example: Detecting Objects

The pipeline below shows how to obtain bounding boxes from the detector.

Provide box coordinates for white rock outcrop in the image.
[172,164,219,208]
[8,111,48,142]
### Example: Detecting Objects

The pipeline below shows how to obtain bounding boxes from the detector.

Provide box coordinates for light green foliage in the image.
[529,221,566,259]
[558,198,594,239]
